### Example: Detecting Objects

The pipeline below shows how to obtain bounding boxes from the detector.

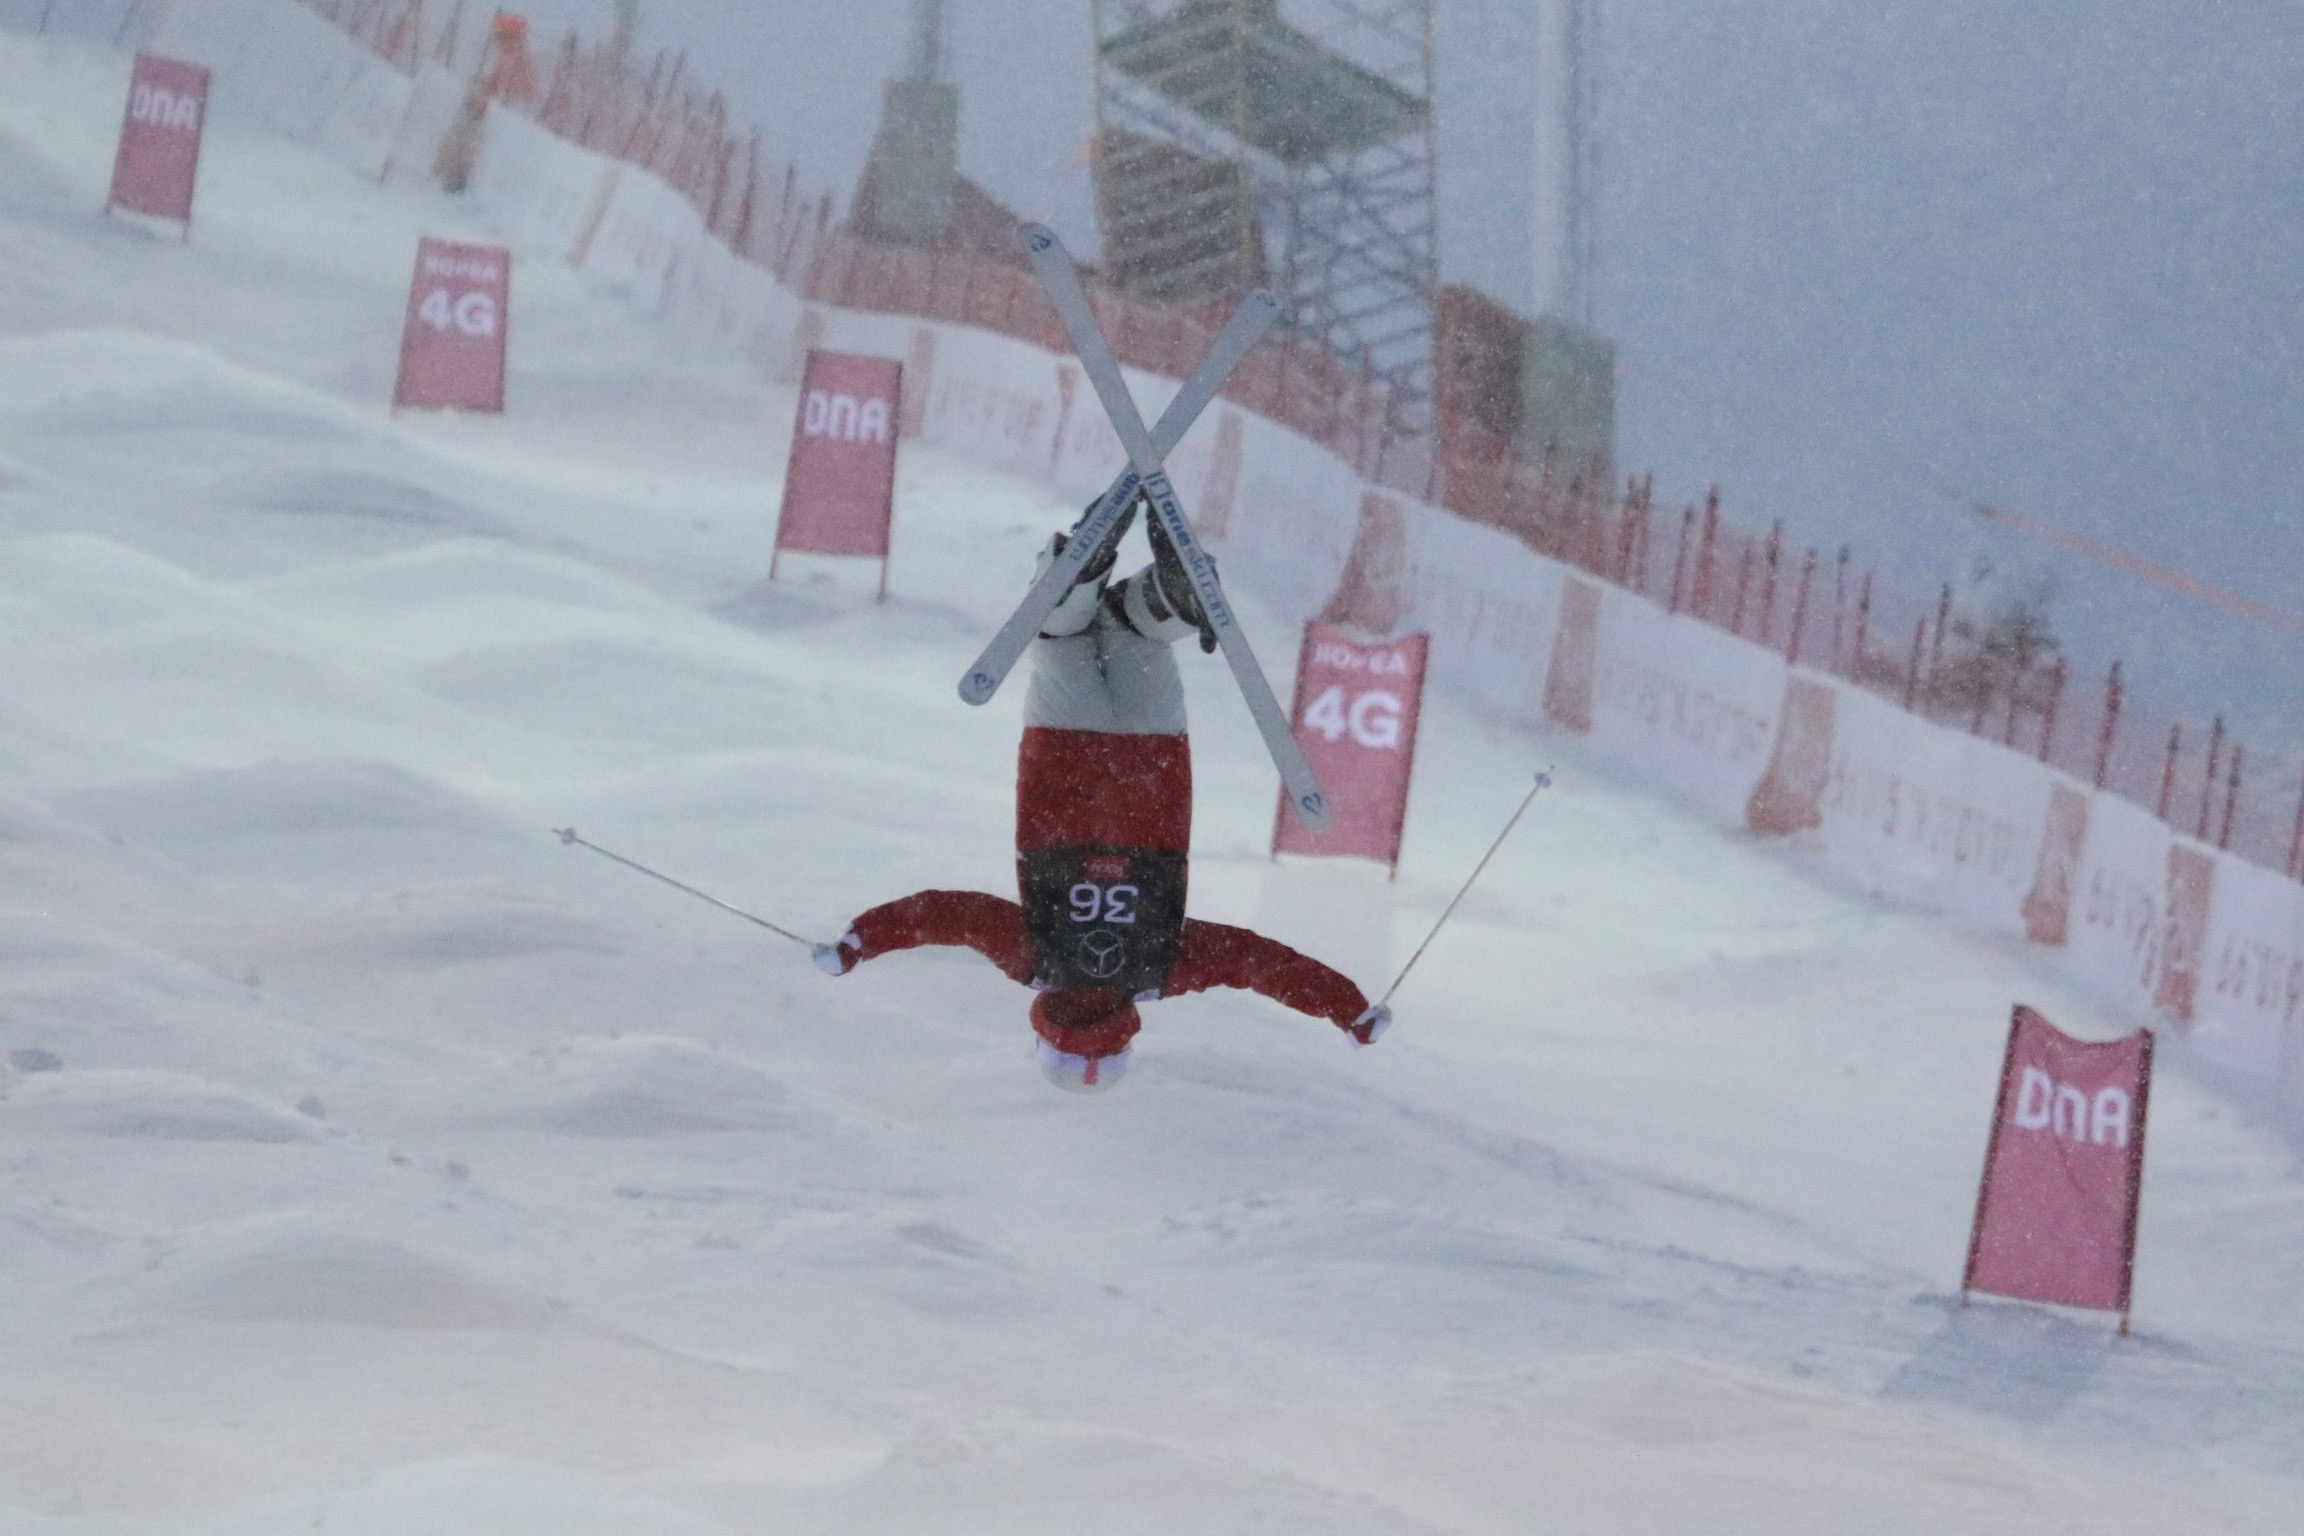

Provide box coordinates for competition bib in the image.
[1017,846,1188,997]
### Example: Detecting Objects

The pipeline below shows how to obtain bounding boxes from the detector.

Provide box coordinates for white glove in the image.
[1348,1003,1392,1048]
[812,932,861,976]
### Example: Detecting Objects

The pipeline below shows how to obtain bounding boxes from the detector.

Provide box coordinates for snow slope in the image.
[0,30,2299,1535]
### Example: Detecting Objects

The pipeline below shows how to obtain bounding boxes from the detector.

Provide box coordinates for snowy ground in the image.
[0,31,2299,1535]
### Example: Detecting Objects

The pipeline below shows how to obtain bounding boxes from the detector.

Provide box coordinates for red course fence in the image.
[305,0,2304,891]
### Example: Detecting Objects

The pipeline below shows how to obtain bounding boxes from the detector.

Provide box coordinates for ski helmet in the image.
[1037,1037,1133,1093]
[1029,989,1143,1093]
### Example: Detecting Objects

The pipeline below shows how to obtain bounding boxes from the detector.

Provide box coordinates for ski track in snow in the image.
[0,29,2299,1536]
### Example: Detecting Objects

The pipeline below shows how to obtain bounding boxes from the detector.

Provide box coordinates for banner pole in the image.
[2117,1029,2157,1336]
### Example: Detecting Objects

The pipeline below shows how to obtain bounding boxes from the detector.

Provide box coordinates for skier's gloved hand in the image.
[1347,1003,1391,1048]
[812,932,862,976]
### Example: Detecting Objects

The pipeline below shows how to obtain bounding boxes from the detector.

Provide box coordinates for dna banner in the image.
[1963,1005,2154,1325]
[107,54,211,226]
[772,350,903,594]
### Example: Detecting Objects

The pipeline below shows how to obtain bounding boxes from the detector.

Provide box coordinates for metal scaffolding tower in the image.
[1092,0,1438,424]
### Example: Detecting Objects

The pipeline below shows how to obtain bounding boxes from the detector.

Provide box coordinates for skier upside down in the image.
[814,497,1391,1092]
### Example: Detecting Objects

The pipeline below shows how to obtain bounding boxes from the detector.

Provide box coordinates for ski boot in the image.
[1036,492,1139,637]
[1128,503,1217,653]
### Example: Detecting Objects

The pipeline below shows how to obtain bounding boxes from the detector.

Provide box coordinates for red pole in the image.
[1852,570,1874,678]
[1667,505,1695,615]
[1691,488,1721,621]
[2220,744,2244,851]
[2155,723,2183,821]
[1830,547,1850,673]
[2038,657,2067,765]
[1757,519,1783,645]
[1633,481,1656,598]
[2093,662,2123,790]
[2198,716,2226,841]
[1614,478,1639,587]
[1785,548,1817,666]
[2287,764,2304,879]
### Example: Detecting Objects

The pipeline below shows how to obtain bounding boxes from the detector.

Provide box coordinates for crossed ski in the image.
[967,223,1331,831]
[956,277,1279,710]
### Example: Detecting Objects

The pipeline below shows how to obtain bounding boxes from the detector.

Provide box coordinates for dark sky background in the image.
[468,3,2304,741]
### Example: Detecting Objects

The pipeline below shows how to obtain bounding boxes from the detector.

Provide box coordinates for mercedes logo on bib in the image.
[1076,928,1127,980]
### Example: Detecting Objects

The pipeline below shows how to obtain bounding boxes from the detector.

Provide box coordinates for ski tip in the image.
[1248,289,1281,315]
[958,672,1000,706]
[1020,224,1059,256]
[1294,791,1332,831]
[553,826,578,845]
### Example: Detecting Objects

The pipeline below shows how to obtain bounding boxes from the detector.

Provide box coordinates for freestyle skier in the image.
[813,498,1392,1092]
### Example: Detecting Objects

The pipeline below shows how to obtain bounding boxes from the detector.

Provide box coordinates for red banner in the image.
[392,238,511,413]
[107,54,210,225]
[773,351,902,581]
[1272,623,1429,868]
[1963,1006,2154,1321]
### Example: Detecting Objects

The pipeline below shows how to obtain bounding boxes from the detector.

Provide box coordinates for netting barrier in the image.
[265,0,2304,898]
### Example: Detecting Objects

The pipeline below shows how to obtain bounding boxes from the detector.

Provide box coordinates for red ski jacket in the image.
[839,889,1369,1030]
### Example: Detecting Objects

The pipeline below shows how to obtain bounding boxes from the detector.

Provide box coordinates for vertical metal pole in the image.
[2287,761,2304,879]
[1691,488,1720,621]
[1852,570,1873,678]
[1666,505,1694,615]
[2038,658,2067,765]
[2093,662,2123,790]
[1784,548,1817,666]
[1830,546,1850,673]
[2219,744,2244,851]
[1530,0,1586,321]
[1901,618,1927,710]
[1757,519,1782,645]
[1613,478,1639,586]
[2155,723,2183,821]
[2198,716,2225,841]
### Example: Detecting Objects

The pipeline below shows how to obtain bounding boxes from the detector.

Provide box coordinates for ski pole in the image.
[1376,770,1555,1009]
[553,828,820,949]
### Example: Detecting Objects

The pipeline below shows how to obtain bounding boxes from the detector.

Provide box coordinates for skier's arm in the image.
[1165,920,1372,1032]
[819,890,1036,985]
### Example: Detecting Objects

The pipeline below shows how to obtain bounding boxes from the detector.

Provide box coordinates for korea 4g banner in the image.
[772,351,903,597]
[1273,623,1429,870]
[1963,1005,2154,1327]
[108,54,211,227]
[393,238,511,413]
